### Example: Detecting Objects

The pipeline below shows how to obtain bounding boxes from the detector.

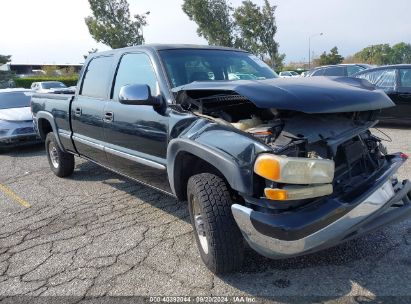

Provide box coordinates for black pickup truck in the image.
[31,45,411,273]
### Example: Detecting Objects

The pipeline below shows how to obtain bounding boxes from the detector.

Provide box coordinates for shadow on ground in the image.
[63,160,411,301]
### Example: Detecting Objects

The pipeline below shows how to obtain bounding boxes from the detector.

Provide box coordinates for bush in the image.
[14,77,79,89]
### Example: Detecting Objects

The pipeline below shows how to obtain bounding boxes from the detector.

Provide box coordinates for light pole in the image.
[308,32,323,69]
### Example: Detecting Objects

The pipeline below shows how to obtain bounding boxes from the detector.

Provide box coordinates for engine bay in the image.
[178,91,388,197]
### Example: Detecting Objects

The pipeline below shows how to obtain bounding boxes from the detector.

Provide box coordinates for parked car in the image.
[0,89,40,149]
[308,64,372,77]
[279,71,300,78]
[353,64,411,124]
[31,45,411,274]
[30,81,68,93]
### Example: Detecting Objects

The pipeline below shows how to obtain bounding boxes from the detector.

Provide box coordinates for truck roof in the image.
[92,44,248,57]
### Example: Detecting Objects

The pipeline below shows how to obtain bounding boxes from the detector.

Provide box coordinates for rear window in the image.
[80,56,114,98]
[0,92,32,109]
[41,82,66,89]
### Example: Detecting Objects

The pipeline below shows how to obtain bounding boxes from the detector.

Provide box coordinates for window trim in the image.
[79,55,115,100]
[109,51,161,102]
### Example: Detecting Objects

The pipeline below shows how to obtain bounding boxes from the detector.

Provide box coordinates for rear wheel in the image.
[45,132,74,177]
[187,173,244,273]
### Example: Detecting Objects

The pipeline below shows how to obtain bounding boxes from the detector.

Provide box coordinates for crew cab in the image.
[31,45,411,274]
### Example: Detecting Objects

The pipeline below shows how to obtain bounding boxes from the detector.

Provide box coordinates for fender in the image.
[35,111,66,152]
[167,125,270,198]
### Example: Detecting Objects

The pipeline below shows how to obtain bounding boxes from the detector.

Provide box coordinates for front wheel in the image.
[45,132,74,177]
[187,173,244,274]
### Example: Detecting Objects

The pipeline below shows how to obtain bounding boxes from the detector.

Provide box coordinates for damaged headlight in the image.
[254,154,335,185]
[254,154,335,201]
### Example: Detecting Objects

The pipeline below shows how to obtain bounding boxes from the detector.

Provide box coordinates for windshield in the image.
[41,82,67,89]
[159,49,278,88]
[0,92,32,109]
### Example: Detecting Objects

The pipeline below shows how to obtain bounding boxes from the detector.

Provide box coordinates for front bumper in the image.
[0,133,41,148]
[232,154,411,259]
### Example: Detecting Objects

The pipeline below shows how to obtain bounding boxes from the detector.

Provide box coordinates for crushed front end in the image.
[231,113,411,258]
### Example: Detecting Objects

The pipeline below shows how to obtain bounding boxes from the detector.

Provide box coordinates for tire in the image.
[45,132,74,177]
[187,173,244,273]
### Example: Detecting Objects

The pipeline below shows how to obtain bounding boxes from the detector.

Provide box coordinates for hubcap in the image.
[192,196,209,254]
[49,144,59,169]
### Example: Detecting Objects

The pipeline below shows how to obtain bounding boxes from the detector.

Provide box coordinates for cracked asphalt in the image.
[0,126,410,302]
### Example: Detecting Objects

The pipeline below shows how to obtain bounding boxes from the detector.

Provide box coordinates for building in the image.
[0,63,83,76]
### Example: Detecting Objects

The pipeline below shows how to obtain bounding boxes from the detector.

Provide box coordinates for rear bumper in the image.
[232,154,411,259]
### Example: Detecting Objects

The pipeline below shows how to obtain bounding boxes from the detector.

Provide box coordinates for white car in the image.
[279,71,300,78]
[0,89,40,149]
[30,81,68,93]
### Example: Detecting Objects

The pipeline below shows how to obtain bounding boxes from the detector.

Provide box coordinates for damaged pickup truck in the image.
[31,45,411,273]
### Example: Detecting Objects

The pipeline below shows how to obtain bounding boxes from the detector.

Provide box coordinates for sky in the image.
[1,0,410,64]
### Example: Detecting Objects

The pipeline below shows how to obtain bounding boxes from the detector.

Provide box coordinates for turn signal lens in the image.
[264,188,288,200]
[254,154,281,181]
[264,184,333,201]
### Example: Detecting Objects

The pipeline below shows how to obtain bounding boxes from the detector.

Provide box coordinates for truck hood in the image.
[173,76,395,114]
[0,107,33,122]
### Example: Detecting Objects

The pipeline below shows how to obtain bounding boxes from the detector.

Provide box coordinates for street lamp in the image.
[308,32,323,69]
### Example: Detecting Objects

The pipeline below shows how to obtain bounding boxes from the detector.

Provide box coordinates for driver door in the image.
[103,52,170,192]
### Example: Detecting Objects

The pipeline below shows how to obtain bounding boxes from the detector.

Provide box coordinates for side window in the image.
[323,67,345,76]
[112,53,159,101]
[81,56,113,99]
[347,65,363,76]
[375,69,396,92]
[311,69,324,76]
[399,69,411,88]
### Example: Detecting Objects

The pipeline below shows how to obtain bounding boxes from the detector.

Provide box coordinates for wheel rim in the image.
[49,143,59,169]
[191,196,209,254]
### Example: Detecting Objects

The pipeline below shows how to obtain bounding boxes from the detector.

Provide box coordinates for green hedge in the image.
[14,77,79,89]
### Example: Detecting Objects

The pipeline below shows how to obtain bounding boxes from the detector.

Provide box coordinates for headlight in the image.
[254,154,335,184]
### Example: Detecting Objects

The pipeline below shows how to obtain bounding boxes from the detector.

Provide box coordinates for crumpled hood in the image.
[0,107,33,122]
[173,76,395,113]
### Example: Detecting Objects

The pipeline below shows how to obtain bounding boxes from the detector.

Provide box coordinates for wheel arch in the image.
[167,138,251,201]
[35,111,65,151]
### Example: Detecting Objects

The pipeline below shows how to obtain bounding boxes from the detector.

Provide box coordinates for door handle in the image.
[103,112,114,123]
[74,107,82,116]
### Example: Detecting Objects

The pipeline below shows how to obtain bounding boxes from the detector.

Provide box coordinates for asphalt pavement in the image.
[0,126,410,303]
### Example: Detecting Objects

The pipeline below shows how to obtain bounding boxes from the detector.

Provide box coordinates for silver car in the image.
[0,89,41,149]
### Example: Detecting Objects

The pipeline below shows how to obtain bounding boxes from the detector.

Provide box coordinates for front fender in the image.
[167,123,270,197]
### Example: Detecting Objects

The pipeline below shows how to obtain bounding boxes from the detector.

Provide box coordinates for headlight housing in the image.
[254,154,335,185]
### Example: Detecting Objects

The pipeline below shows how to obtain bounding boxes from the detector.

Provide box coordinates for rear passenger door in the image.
[71,55,114,165]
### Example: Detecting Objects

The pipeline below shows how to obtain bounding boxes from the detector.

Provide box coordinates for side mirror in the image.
[118,84,162,106]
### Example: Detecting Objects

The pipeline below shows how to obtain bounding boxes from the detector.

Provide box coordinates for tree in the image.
[0,54,13,88]
[390,42,411,64]
[83,48,98,60]
[182,0,234,47]
[258,0,284,69]
[353,44,392,65]
[182,0,285,69]
[318,47,344,65]
[0,55,11,65]
[85,0,148,49]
